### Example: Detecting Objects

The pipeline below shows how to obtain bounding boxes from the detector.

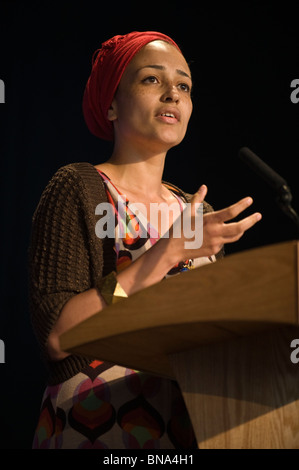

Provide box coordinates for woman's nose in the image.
[161,84,179,103]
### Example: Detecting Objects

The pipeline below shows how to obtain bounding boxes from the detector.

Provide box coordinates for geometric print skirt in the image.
[32,360,198,449]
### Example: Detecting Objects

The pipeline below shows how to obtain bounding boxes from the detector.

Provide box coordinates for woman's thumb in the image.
[192,184,208,203]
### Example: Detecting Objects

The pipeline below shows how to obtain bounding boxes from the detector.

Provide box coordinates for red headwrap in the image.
[82,31,181,141]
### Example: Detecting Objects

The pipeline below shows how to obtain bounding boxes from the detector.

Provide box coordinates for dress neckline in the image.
[96,168,184,211]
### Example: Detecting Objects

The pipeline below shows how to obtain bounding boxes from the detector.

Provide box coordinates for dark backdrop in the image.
[0,1,299,449]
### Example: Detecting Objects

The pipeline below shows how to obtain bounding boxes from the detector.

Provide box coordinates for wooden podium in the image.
[60,240,299,449]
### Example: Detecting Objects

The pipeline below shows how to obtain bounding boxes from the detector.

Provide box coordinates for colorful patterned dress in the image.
[32,171,215,449]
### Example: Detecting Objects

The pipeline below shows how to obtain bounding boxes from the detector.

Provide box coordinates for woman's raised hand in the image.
[168,185,262,260]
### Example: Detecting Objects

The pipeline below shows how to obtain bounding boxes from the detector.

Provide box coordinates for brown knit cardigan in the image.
[28,162,221,385]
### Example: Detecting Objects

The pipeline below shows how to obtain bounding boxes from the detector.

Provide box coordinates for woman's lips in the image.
[156,108,180,123]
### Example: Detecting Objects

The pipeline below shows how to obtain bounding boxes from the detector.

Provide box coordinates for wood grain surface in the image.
[60,240,299,448]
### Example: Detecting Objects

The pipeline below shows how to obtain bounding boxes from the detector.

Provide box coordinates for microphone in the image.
[238,147,288,193]
[238,147,299,233]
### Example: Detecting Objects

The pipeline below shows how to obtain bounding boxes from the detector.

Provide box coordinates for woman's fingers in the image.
[191,185,208,205]
[174,189,262,257]
[213,197,254,223]
[222,212,262,241]
[202,197,262,247]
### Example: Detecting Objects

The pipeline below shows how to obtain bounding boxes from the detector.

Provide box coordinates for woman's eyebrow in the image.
[137,64,191,80]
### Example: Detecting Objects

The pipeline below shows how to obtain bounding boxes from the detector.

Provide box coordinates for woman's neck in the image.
[96,146,169,200]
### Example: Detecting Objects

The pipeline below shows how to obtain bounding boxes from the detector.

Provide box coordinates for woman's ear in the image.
[107,99,117,121]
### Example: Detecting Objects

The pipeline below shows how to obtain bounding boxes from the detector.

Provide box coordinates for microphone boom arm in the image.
[238,147,299,236]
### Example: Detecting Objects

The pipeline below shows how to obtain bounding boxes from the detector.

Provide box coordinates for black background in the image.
[0,1,299,449]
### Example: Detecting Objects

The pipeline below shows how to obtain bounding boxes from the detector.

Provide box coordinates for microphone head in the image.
[238,147,287,192]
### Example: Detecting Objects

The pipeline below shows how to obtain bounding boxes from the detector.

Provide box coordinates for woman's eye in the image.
[179,83,191,93]
[142,76,158,84]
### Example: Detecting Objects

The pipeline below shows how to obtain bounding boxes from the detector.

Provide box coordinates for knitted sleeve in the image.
[28,163,107,383]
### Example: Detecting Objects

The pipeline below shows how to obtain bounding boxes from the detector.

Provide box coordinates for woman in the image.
[29,31,261,449]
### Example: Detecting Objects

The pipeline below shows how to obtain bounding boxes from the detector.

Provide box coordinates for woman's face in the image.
[108,40,193,153]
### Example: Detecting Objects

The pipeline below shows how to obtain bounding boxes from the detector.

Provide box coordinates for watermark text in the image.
[290,339,299,363]
[0,339,5,363]
[290,79,299,104]
[95,198,203,249]
[0,79,4,103]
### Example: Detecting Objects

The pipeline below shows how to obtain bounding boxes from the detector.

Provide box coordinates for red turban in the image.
[82,31,181,141]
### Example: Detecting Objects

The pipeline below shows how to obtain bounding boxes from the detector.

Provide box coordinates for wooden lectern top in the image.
[60,240,299,379]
